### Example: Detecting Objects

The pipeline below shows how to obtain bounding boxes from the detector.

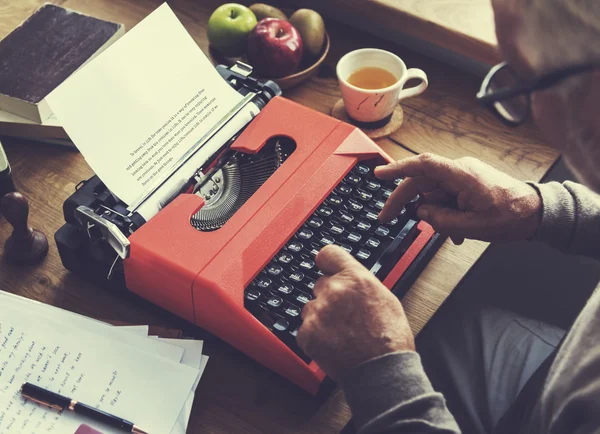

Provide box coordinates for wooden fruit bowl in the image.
[208,32,330,90]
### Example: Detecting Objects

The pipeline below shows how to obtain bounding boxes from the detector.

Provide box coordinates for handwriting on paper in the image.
[0,322,122,433]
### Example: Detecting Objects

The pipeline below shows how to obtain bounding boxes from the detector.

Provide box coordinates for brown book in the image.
[0,109,70,144]
[0,3,124,123]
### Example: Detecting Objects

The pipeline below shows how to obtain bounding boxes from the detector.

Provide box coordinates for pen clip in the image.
[21,392,64,412]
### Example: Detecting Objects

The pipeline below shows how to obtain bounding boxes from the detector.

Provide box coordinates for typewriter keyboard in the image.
[244,160,420,362]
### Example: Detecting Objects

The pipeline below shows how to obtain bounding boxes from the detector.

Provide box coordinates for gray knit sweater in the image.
[341,181,600,433]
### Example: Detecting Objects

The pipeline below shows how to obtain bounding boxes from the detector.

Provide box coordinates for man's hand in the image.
[375,153,542,244]
[296,245,415,382]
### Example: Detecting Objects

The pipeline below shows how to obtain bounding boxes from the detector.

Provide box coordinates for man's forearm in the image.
[341,351,461,434]
[530,181,600,259]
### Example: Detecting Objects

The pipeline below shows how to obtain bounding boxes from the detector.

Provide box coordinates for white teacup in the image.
[336,48,428,123]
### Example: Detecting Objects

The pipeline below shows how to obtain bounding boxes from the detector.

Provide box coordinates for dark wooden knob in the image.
[1,192,48,265]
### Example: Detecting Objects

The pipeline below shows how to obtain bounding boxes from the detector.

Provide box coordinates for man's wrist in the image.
[522,182,543,239]
[511,182,542,239]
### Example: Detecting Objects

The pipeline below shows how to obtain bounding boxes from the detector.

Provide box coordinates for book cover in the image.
[0,108,71,144]
[0,3,125,123]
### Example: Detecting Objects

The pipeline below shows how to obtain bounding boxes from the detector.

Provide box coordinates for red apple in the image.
[247,18,303,78]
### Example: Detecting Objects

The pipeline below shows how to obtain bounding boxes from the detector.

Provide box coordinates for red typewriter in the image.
[56,63,443,395]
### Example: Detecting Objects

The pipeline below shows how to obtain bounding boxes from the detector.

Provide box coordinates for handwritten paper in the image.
[0,306,199,434]
[0,291,184,363]
[159,339,208,434]
[46,3,244,205]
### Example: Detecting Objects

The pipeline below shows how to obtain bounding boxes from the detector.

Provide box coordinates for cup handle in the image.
[398,68,428,101]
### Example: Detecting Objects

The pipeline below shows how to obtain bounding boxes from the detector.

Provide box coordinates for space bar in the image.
[371,219,418,279]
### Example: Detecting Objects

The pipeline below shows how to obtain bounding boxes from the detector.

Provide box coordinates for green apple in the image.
[207,4,257,57]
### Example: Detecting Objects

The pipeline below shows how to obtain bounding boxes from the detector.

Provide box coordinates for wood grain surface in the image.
[0,1,558,433]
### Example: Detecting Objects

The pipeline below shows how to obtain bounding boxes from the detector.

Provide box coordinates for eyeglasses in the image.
[477,61,599,126]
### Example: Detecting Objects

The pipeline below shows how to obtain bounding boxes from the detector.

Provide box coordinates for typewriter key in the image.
[287,241,304,252]
[299,259,315,270]
[339,244,353,253]
[365,180,380,191]
[347,199,363,212]
[245,288,261,302]
[346,232,362,243]
[375,226,390,237]
[356,249,371,261]
[308,216,324,228]
[319,234,335,246]
[327,194,343,206]
[267,264,283,276]
[356,220,371,232]
[284,304,301,318]
[356,189,373,202]
[255,277,272,289]
[288,271,305,283]
[297,228,314,240]
[345,173,361,185]
[327,221,344,235]
[364,210,379,221]
[295,291,312,305]
[336,184,352,195]
[277,283,293,295]
[317,206,333,217]
[355,164,370,175]
[366,238,381,249]
[339,210,355,223]
[267,296,284,308]
[273,318,290,333]
[278,252,294,264]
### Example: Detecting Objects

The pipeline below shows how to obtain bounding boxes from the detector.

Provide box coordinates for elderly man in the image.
[296,0,600,433]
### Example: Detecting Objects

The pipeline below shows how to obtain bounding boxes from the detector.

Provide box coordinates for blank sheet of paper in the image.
[46,3,243,205]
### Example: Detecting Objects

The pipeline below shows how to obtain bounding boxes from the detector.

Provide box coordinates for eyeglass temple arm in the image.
[477,62,600,104]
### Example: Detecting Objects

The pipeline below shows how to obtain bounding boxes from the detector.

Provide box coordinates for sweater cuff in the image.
[527,181,576,251]
[340,351,434,430]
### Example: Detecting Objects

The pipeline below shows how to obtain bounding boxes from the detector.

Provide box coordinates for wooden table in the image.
[0,1,558,433]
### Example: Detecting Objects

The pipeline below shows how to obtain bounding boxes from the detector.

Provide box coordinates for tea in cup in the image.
[336,48,428,124]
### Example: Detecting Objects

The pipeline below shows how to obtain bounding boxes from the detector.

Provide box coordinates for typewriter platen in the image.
[56,63,444,395]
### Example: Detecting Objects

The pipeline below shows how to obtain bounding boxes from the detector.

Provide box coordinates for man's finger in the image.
[422,189,456,207]
[311,275,331,298]
[375,153,458,182]
[316,244,360,275]
[378,176,440,222]
[300,299,316,320]
[417,204,487,239]
[296,318,316,355]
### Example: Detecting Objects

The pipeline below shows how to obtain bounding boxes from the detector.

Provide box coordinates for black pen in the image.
[20,382,149,434]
